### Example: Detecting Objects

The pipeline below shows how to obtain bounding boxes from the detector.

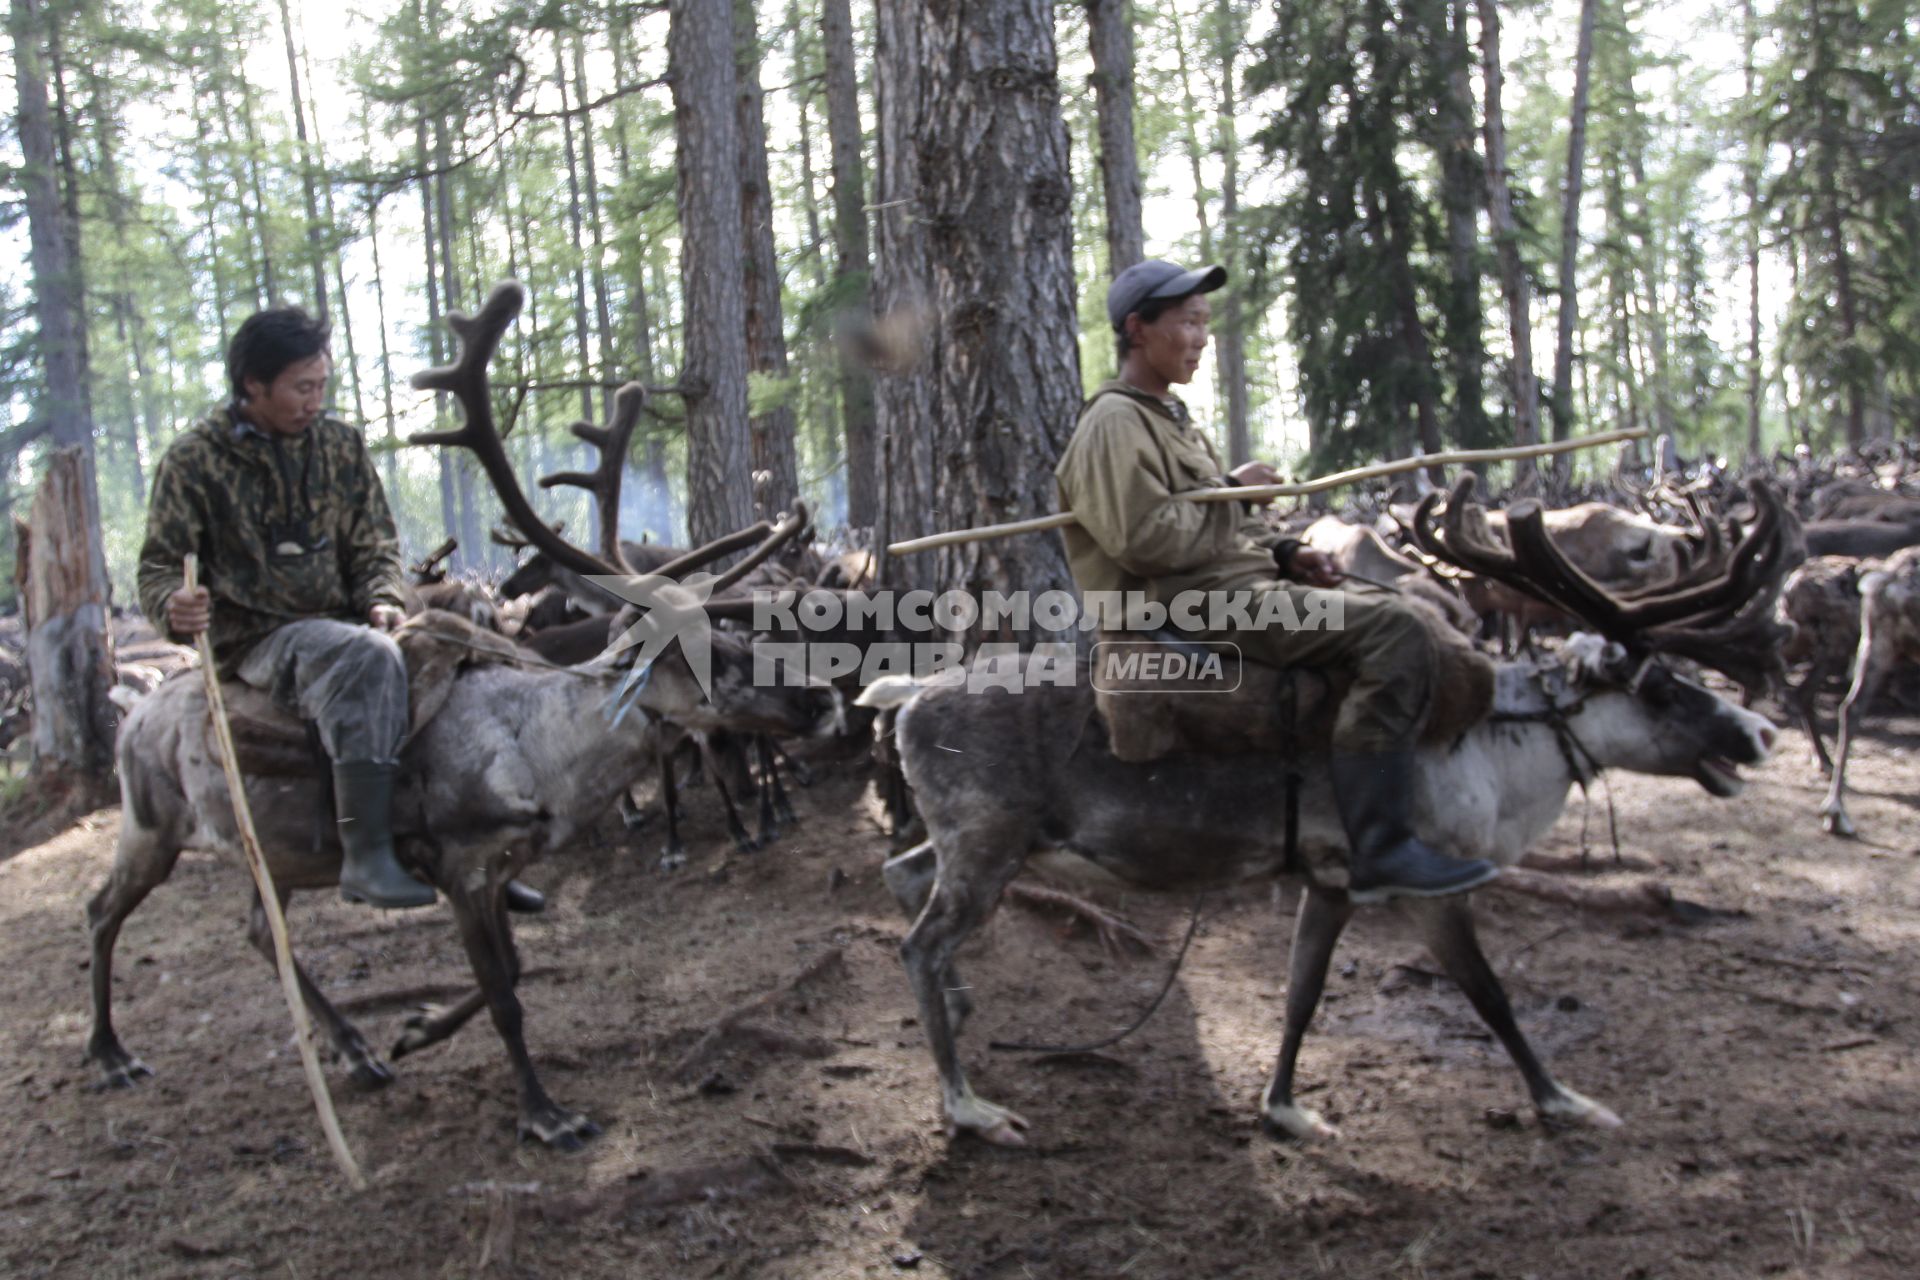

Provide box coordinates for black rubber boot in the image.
[504,880,546,914]
[1329,751,1500,905]
[332,761,437,909]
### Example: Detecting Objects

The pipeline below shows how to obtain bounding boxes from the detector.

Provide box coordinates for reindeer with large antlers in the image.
[856,476,1795,1146]
[87,283,836,1149]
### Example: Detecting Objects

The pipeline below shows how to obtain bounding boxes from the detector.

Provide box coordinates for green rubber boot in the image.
[332,761,436,909]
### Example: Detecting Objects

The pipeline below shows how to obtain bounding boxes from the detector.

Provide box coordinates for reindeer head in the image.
[1420,477,1792,795]
[413,281,835,739]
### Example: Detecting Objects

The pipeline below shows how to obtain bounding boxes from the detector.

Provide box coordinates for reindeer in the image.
[86,283,837,1149]
[1817,545,1920,837]
[857,478,1793,1146]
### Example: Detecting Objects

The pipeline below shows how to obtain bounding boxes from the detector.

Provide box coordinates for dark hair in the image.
[1114,293,1188,360]
[227,306,332,401]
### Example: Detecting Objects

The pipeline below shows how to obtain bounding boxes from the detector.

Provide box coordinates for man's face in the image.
[1129,293,1211,386]
[241,352,332,436]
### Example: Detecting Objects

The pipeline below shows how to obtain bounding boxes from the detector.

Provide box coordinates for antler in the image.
[1419,474,1806,680]
[411,282,628,583]
[537,382,648,573]
[410,537,458,585]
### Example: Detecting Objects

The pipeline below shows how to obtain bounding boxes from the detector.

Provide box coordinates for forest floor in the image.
[1,696,1917,1280]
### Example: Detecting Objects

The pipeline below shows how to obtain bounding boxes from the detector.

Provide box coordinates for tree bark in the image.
[1475,0,1540,480]
[11,0,90,456]
[877,0,1081,620]
[1743,0,1763,461]
[1435,1,1490,457]
[823,0,878,530]
[1214,0,1251,467]
[1086,0,1144,275]
[736,0,801,520]
[670,0,756,546]
[277,0,328,313]
[1549,0,1598,483]
[22,448,116,784]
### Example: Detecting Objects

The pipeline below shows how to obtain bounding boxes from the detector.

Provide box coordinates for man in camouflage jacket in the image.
[1054,260,1496,903]
[137,306,434,909]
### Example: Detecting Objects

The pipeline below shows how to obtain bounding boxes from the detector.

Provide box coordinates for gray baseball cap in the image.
[1106,259,1228,330]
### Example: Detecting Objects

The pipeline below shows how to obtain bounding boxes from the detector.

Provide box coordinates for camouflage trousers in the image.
[235,619,410,766]
[1195,582,1435,754]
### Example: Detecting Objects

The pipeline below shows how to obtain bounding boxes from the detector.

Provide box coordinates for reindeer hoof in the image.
[90,1051,153,1091]
[1538,1086,1623,1130]
[348,1055,396,1090]
[390,1008,441,1060]
[519,1106,602,1151]
[1263,1103,1340,1144]
[657,850,687,873]
[947,1095,1028,1147]
[1821,810,1856,838]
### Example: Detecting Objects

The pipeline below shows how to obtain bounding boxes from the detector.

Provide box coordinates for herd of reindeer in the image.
[36,282,1920,1152]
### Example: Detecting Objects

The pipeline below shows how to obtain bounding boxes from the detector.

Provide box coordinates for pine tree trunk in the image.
[670,0,756,546]
[1087,0,1144,275]
[11,0,91,458]
[1436,1,1490,454]
[1214,0,1251,467]
[366,189,400,498]
[44,23,91,426]
[1549,0,1598,459]
[823,0,879,530]
[277,0,328,313]
[572,34,616,386]
[417,115,457,554]
[736,0,801,519]
[22,448,116,788]
[1743,0,1764,461]
[1475,0,1540,477]
[882,0,1081,617]
[554,33,598,428]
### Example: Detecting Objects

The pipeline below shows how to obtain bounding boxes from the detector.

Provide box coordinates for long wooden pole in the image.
[186,555,367,1191]
[886,427,1648,556]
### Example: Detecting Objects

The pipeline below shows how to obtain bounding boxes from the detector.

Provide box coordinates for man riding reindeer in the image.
[136,306,541,913]
[1054,260,1498,902]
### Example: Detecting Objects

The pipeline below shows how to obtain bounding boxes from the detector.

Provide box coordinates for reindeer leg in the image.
[1261,885,1354,1143]
[768,736,812,790]
[753,735,780,845]
[656,751,687,871]
[704,743,758,853]
[446,879,599,1150]
[391,990,489,1059]
[1821,639,1889,838]
[245,889,392,1089]
[85,818,182,1088]
[882,842,971,1033]
[1409,895,1621,1130]
[1792,669,1833,775]
[900,830,1029,1145]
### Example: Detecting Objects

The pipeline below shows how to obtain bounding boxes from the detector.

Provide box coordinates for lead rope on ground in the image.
[989,893,1207,1055]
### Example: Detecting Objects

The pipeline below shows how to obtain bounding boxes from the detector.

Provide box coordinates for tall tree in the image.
[10,0,114,787]
[1086,0,1145,274]
[822,0,878,529]
[1549,0,1599,467]
[1212,0,1252,466]
[669,0,756,545]
[735,0,801,519]
[1475,0,1540,479]
[875,0,1081,615]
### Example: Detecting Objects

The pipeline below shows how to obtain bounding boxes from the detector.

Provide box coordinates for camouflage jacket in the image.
[136,407,405,674]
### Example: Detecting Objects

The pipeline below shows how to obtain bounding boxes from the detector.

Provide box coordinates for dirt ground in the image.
[2,703,1917,1280]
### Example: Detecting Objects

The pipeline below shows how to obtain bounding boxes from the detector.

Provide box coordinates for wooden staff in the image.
[887,427,1649,557]
[185,555,367,1191]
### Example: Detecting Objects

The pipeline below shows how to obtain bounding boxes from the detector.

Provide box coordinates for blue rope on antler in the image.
[602,657,655,727]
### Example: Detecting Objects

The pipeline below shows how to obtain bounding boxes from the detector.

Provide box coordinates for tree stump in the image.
[22,446,116,791]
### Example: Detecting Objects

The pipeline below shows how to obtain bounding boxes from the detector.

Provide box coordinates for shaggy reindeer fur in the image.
[860,637,1776,1147]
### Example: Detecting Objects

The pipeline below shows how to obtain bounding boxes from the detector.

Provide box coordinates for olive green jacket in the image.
[1054,381,1291,602]
[136,408,404,673]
